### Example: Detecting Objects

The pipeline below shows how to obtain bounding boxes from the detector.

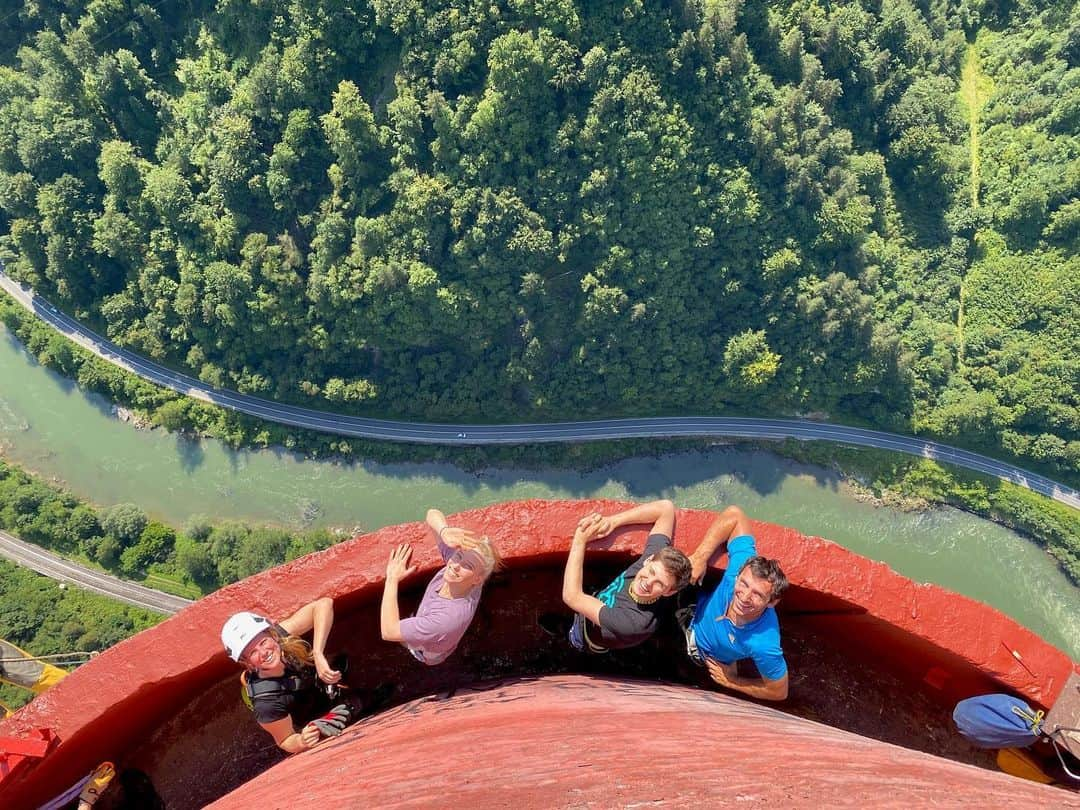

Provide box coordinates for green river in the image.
[1,329,1077,657]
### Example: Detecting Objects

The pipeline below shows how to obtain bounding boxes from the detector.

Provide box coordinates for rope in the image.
[1011,704,1045,736]
[0,650,97,663]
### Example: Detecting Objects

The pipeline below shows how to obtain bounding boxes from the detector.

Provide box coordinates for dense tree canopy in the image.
[0,558,160,709]
[0,0,1076,478]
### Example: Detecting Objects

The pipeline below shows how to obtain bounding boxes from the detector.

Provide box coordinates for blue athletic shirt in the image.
[690,534,787,681]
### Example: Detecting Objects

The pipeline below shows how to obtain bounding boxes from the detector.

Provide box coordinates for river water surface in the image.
[2,329,1077,657]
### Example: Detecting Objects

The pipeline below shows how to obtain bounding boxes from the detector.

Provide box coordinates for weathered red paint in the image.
[207,675,1078,808]
[0,500,1074,808]
[0,728,56,786]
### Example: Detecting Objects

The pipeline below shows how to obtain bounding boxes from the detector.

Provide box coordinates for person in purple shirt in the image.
[380,508,500,665]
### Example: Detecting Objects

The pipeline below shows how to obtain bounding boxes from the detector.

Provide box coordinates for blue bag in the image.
[953,694,1044,748]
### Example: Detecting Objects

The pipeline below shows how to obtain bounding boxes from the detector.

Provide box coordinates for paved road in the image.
[2,270,1078,511]
[0,528,192,614]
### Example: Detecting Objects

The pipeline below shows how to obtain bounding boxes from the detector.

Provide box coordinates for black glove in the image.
[310,703,352,737]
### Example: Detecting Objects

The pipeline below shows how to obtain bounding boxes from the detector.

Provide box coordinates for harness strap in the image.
[240,671,311,711]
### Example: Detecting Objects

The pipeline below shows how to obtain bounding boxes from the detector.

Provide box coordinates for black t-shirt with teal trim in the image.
[589,534,672,650]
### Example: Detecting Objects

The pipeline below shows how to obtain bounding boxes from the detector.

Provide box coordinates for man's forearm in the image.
[608,499,669,530]
[717,673,788,702]
[727,677,787,701]
[690,512,739,566]
[561,540,588,606]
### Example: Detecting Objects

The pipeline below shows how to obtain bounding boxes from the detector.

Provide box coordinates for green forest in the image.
[0,458,341,592]
[0,0,1077,482]
[0,455,338,707]
[0,558,159,709]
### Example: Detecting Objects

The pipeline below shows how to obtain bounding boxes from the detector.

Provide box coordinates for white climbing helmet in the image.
[221,611,272,662]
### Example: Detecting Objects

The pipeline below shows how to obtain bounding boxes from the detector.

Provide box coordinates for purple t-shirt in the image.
[398,532,482,664]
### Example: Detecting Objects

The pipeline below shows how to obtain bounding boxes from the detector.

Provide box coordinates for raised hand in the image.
[385,543,418,584]
[440,526,480,549]
[593,515,614,538]
[573,512,607,545]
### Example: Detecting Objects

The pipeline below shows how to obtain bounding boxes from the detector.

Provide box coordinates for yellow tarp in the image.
[0,638,67,693]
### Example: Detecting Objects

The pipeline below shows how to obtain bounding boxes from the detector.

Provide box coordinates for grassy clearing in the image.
[144,572,201,599]
[959,42,994,209]
[957,40,995,369]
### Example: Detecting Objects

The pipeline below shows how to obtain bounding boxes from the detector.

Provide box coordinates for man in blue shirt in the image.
[683,505,790,701]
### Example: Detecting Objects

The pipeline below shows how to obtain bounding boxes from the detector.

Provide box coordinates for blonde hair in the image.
[461,535,501,579]
[267,627,314,669]
[477,536,502,578]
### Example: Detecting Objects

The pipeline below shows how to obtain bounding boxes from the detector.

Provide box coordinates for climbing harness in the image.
[239,670,318,711]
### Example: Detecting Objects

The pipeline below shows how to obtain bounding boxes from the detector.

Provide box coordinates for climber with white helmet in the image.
[221,598,385,753]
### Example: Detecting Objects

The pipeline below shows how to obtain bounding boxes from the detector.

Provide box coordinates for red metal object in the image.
[0,500,1074,808]
[0,728,57,784]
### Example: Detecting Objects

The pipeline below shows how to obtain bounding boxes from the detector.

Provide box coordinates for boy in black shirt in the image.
[551,500,692,653]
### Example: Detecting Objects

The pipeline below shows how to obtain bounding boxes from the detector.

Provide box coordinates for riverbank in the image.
[4,287,1078,492]
[771,440,1080,586]
[3,287,1078,591]
[0,288,694,471]
[2,356,1079,662]
[0,455,349,598]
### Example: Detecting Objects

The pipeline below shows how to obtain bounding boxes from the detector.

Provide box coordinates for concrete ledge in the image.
[0,500,1074,807]
[209,675,1073,808]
